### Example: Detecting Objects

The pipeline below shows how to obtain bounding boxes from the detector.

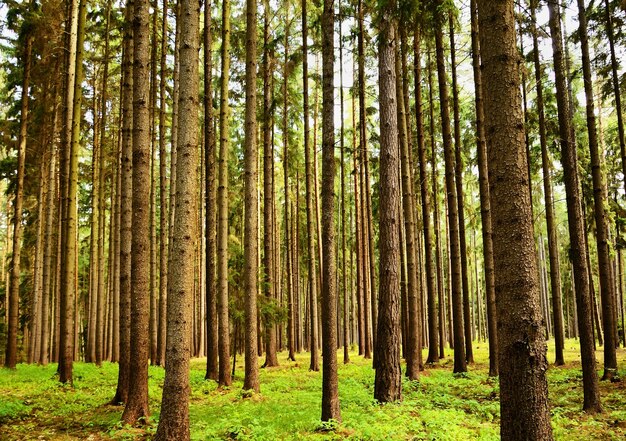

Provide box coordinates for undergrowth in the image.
[0,340,625,440]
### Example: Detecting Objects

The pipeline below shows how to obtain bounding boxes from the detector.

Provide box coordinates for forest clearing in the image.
[2,343,626,440]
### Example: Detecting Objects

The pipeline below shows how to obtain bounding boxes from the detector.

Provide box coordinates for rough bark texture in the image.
[122,0,151,423]
[547,0,602,413]
[414,31,438,365]
[5,34,32,369]
[396,39,419,380]
[320,0,341,422]
[576,0,619,381]
[530,0,565,366]
[374,0,402,404]
[477,0,554,438]
[112,0,133,404]
[217,0,232,387]
[433,1,466,373]
[243,0,260,393]
[302,0,319,372]
[158,0,169,368]
[469,0,497,377]
[262,0,279,369]
[153,0,199,437]
[449,15,473,364]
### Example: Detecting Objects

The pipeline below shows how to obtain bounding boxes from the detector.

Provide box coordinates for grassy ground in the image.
[1,340,625,440]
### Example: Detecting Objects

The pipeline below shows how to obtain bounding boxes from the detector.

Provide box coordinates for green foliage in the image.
[1,342,626,440]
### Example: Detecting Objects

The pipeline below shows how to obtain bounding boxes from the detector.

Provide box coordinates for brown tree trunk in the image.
[262,0,278,369]
[112,0,133,404]
[217,0,232,387]
[530,0,565,367]
[433,1,465,373]
[469,0,497,376]
[374,0,402,404]
[576,0,619,381]
[122,0,151,422]
[242,0,260,393]
[449,14,473,364]
[153,0,199,437]
[477,0,554,437]
[320,0,341,421]
[414,31,438,365]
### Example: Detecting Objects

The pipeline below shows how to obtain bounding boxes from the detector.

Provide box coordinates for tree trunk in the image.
[576,0,619,381]
[477,1,554,437]
[320,0,341,421]
[242,0,260,393]
[153,0,199,437]
[433,1,465,373]
[374,0,402,404]
[217,0,232,387]
[112,0,133,405]
[122,0,151,422]
[530,0,565,367]
[449,14,473,364]
[469,0,497,377]
[414,31,438,365]
[5,33,32,369]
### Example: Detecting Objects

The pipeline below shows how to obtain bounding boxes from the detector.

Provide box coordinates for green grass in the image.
[1,340,625,440]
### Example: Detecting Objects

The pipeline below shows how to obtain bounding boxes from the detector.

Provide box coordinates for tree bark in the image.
[153,0,199,437]
[374,0,402,404]
[477,1,554,437]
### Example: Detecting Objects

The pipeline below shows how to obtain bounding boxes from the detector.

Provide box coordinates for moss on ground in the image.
[0,340,625,440]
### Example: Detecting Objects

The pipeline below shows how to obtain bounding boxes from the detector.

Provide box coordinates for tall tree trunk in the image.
[242,0,260,393]
[262,0,279,368]
[302,0,319,372]
[469,0,497,376]
[449,14,473,364]
[477,1,554,438]
[374,0,402,404]
[217,0,232,387]
[122,0,151,422]
[112,0,133,404]
[414,31,438,365]
[548,0,601,413]
[153,0,199,437]
[158,0,169,368]
[5,33,32,369]
[433,1,466,373]
[320,0,341,421]
[576,0,619,381]
[396,33,419,380]
[59,0,82,384]
[530,0,565,367]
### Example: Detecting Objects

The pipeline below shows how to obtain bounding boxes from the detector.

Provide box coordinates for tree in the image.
[576,0,619,381]
[217,0,232,387]
[469,0,497,377]
[243,0,260,393]
[153,0,200,436]
[547,0,602,412]
[374,0,402,404]
[530,0,565,366]
[477,0,553,438]
[320,0,341,422]
[5,28,32,370]
[432,0,466,373]
[122,0,151,422]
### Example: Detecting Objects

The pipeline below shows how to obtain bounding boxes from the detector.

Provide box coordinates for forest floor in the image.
[1,340,626,440]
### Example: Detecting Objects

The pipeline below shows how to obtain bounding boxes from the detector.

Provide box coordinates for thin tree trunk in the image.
[469,0,497,376]
[433,1,465,373]
[547,0,602,412]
